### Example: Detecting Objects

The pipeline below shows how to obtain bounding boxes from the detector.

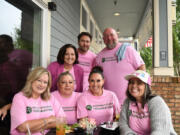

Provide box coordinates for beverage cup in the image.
[115,114,120,121]
[56,117,66,135]
[106,121,113,128]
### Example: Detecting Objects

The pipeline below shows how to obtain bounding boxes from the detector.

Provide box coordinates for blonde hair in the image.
[22,67,52,100]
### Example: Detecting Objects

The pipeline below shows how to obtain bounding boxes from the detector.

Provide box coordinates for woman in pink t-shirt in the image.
[10,67,65,135]
[52,71,81,124]
[119,70,177,135]
[77,66,120,125]
[47,44,84,92]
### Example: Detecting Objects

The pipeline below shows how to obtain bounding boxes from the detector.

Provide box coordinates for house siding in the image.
[50,0,80,62]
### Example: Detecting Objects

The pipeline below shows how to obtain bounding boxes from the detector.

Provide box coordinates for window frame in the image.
[32,0,51,67]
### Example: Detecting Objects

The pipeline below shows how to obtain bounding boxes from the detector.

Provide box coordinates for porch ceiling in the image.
[86,0,150,38]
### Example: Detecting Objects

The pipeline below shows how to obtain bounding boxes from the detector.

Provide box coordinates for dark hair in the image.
[0,34,14,64]
[57,71,74,83]
[57,44,79,64]
[78,32,92,42]
[88,66,104,80]
[0,34,14,53]
[126,83,156,108]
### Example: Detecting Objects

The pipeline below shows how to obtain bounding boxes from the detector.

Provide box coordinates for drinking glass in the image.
[115,113,120,121]
[56,117,66,135]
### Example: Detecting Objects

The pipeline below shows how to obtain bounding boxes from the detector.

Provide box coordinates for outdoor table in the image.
[46,126,120,135]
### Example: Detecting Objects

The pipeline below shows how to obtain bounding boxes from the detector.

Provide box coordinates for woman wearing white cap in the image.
[119,70,177,135]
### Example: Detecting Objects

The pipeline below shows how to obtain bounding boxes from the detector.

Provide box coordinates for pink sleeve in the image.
[50,95,66,117]
[10,93,27,132]
[92,59,96,68]
[77,95,88,119]
[47,62,54,75]
[91,55,97,68]
[47,62,58,91]
[47,62,57,83]
[94,54,101,67]
[126,46,145,69]
[112,93,121,115]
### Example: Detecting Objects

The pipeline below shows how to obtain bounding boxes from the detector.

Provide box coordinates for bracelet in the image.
[43,119,47,127]
[40,119,47,135]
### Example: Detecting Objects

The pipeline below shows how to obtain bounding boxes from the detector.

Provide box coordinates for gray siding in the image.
[50,0,80,62]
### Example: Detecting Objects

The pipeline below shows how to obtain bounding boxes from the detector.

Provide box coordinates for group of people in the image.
[0,28,177,135]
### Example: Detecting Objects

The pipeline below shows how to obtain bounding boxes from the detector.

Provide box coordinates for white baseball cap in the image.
[125,70,151,86]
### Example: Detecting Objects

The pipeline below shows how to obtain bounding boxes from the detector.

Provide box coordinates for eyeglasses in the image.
[36,79,48,85]
[60,81,74,85]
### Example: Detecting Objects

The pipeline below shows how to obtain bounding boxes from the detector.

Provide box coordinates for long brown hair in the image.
[126,83,156,108]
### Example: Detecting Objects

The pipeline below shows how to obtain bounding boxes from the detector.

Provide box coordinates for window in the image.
[0,1,43,129]
[99,35,102,44]
[82,6,87,29]
[134,41,138,50]
[0,0,42,67]
[95,29,98,43]
[90,19,94,37]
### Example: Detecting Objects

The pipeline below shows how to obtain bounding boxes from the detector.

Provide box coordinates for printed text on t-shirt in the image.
[26,106,53,114]
[92,103,113,110]
[101,56,117,63]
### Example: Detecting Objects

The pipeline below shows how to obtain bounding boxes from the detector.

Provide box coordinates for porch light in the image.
[114,12,120,16]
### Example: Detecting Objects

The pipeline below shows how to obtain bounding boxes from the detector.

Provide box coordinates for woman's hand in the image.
[17,115,57,133]
[0,108,7,120]
[0,104,11,120]
[44,115,57,129]
[46,115,56,124]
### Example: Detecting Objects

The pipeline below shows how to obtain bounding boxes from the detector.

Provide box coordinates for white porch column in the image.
[152,0,174,75]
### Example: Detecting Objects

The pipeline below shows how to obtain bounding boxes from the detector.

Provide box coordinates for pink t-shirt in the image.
[77,89,120,125]
[95,43,144,105]
[78,50,96,91]
[52,91,81,124]
[10,92,65,135]
[129,102,151,135]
